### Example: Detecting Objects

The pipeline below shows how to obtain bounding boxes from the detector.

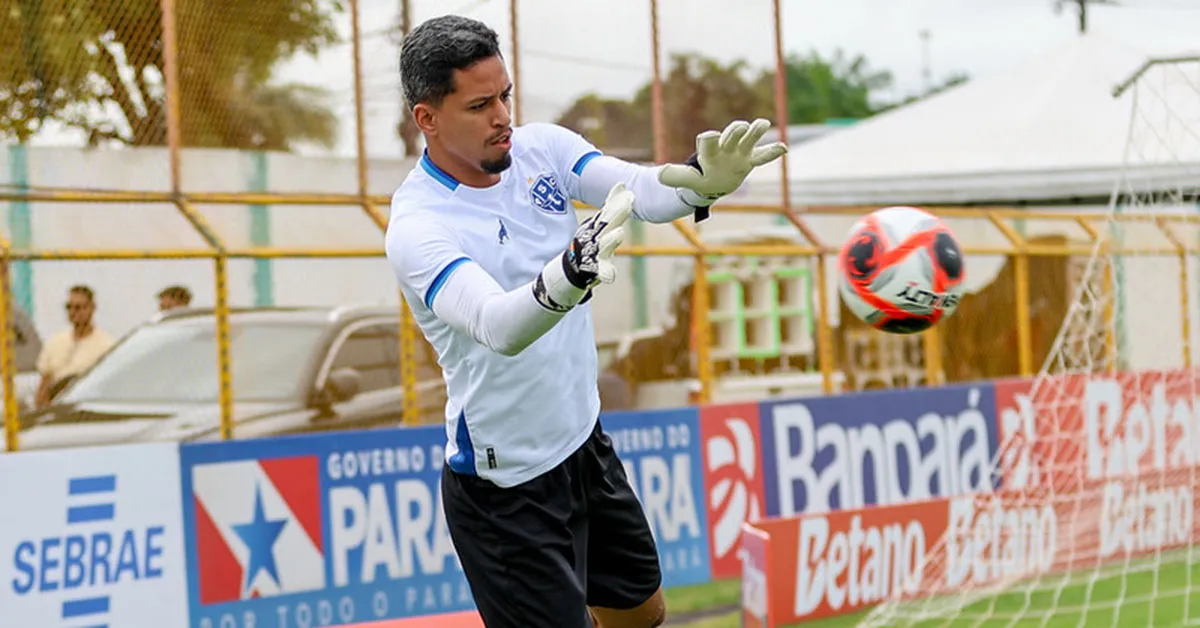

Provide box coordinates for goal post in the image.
[860,55,1200,627]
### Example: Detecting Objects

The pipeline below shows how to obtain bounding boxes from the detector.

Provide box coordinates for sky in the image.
[275,0,1200,160]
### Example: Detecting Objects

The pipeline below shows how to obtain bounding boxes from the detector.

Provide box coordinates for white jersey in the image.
[387,123,608,487]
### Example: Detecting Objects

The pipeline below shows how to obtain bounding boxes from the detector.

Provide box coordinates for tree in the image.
[778,49,893,124]
[0,0,342,150]
[554,93,652,159]
[556,49,894,161]
[558,53,775,163]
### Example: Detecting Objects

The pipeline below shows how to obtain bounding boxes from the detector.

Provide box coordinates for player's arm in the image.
[556,119,787,224]
[387,187,633,357]
[574,154,699,224]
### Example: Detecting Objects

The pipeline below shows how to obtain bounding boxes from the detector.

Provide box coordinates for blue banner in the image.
[0,443,189,628]
[759,383,1000,517]
[602,408,712,588]
[179,426,472,628]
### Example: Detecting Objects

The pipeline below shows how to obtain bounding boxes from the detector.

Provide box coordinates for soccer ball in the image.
[837,206,966,334]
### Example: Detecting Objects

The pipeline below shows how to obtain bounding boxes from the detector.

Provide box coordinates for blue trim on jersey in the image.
[571,150,602,176]
[448,411,477,475]
[424,256,470,309]
[420,150,460,191]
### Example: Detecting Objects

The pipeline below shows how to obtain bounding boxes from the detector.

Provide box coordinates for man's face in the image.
[65,293,93,327]
[418,55,514,176]
[159,296,182,311]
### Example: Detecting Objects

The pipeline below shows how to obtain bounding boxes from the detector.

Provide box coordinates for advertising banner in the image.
[0,442,189,628]
[994,370,1200,566]
[750,482,1197,625]
[757,497,951,623]
[603,408,713,588]
[739,522,772,628]
[995,370,1200,490]
[759,382,1000,518]
[698,402,767,580]
[179,426,473,628]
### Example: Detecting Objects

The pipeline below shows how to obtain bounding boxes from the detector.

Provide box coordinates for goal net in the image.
[860,56,1200,627]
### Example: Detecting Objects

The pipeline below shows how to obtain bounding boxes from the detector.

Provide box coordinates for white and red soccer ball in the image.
[837,206,966,334]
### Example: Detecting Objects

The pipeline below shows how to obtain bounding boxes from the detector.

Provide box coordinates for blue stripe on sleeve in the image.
[424,256,471,309]
[571,151,602,176]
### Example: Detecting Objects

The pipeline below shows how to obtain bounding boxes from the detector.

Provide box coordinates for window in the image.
[328,323,400,394]
[61,322,326,403]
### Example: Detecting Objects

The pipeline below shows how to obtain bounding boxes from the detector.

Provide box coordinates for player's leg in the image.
[580,421,667,628]
[441,460,593,628]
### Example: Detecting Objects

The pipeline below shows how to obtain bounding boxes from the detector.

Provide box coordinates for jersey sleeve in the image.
[385,212,472,311]
[386,210,588,357]
[524,123,603,203]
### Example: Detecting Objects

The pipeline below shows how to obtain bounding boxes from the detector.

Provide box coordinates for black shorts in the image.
[441,419,662,628]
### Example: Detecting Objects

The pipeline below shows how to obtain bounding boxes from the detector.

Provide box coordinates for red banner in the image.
[700,402,767,579]
[740,522,773,628]
[991,369,1200,570]
[994,370,1200,494]
[748,478,1200,625]
[748,497,950,624]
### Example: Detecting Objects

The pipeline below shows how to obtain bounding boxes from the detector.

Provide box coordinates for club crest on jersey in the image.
[529,172,567,214]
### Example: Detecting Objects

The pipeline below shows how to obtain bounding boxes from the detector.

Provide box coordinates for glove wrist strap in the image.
[532,253,589,313]
[670,153,722,223]
[677,187,722,208]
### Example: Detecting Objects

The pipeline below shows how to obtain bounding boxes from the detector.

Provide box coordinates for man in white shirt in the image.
[386,15,785,628]
[35,285,116,407]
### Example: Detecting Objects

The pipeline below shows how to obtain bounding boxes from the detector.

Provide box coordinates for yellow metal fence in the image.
[0,190,1196,452]
[2,0,1197,452]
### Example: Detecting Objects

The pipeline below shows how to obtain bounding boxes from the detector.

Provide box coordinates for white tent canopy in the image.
[737,33,1200,207]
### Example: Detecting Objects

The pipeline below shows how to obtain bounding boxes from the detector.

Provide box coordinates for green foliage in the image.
[557,53,775,163]
[0,0,343,150]
[778,49,893,124]
[556,48,967,161]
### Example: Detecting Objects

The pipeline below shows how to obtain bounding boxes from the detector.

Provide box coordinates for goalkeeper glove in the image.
[533,182,633,313]
[658,118,788,220]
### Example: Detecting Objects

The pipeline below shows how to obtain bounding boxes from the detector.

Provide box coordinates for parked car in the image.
[11,305,446,451]
[4,305,44,420]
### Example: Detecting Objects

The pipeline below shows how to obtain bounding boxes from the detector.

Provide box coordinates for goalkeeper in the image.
[385,14,786,628]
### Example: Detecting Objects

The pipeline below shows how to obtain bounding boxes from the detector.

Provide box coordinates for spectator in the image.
[158,285,192,311]
[35,285,116,407]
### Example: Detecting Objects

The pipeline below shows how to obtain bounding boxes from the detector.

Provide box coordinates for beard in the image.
[481,152,512,175]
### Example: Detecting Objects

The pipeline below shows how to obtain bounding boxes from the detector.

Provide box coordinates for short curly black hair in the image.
[400,15,503,110]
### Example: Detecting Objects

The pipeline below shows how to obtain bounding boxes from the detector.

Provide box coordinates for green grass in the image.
[668,552,1200,627]
[663,578,742,614]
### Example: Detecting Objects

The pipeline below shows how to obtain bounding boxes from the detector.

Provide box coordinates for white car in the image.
[10,305,447,452]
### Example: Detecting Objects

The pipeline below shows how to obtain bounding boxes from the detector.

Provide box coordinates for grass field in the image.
[667,551,1200,627]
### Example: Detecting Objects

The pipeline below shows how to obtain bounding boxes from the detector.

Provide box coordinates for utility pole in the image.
[1055,0,1118,35]
[919,29,932,94]
[510,0,522,125]
[396,0,420,156]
